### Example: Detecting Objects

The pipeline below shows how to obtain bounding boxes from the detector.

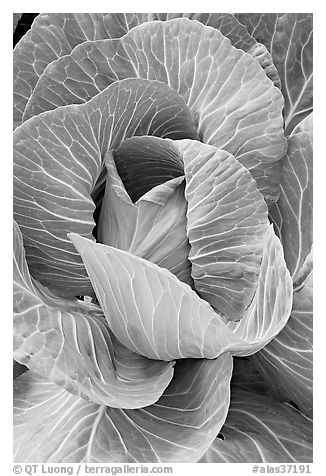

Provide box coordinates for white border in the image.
[4,3,324,474]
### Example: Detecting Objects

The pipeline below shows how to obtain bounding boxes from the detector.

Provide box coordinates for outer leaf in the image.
[269,132,312,284]
[69,224,292,360]
[253,275,313,417]
[14,354,233,462]
[235,13,283,47]
[270,14,313,135]
[222,225,293,356]
[24,18,286,202]
[15,13,279,128]
[98,149,192,286]
[13,220,174,409]
[199,389,312,463]
[23,14,281,122]
[235,13,313,135]
[13,13,150,128]
[148,13,279,86]
[186,13,280,86]
[13,78,198,296]
[178,139,269,320]
[253,131,312,416]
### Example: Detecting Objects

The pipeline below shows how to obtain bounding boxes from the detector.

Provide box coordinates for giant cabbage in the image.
[13,13,313,463]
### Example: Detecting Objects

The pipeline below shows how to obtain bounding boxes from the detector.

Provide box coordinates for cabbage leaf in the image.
[14,353,232,462]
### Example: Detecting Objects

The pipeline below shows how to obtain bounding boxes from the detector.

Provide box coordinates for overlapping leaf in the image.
[13,220,174,408]
[69,220,292,360]
[235,13,283,46]
[113,136,184,202]
[184,13,280,86]
[101,138,288,327]
[252,131,313,416]
[200,389,312,463]
[14,13,279,129]
[23,15,279,122]
[13,78,198,296]
[270,131,312,284]
[14,353,232,462]
[98,149,192,286]
[151,13,279,85]
[70,233,231,361]
[22,17,286,202]
[235,13,313,135]
[253,276,313,417]
[222,225,293,355]
[13,13,145,128]
[178,140,269,320]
